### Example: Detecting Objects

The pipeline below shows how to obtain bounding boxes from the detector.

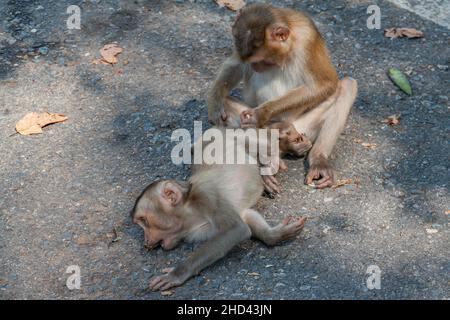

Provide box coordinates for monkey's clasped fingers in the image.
[240,110,257,128]
[305,167,334,189]
[262,174,281,195]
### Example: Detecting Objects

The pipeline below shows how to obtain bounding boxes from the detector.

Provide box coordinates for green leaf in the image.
[388,68,412,95]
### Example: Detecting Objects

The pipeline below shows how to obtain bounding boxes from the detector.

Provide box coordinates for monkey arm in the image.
[207,54,244,123]
[254,80,338,127]
[149,221,251,291]
[176,222,251,277]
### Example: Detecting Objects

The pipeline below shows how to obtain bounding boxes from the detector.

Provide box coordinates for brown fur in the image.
[132,129,307,290]
[207,4,357,189]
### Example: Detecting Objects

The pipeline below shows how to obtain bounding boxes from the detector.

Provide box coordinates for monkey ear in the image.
[162,182,183,206]
[271,24,290,41]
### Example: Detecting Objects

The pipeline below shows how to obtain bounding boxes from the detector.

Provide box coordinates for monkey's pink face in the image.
[134,212,183,250]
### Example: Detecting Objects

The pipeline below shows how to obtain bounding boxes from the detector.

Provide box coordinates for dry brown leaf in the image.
[384,28,424,39]
[248,272,260,276]
[383,114,401,126]
[99,43,123,64]
[332,178,354,190]
[16,112,68,135]
[215,0,246,11]
[91,59,110,65]
[161,290,174,297]
[353,138,363,144]
[361,142,377,149]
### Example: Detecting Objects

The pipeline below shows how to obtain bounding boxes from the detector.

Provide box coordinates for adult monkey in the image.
[207,4,358,189]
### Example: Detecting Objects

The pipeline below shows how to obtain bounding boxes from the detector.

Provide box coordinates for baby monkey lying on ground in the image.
[132,126,308,291]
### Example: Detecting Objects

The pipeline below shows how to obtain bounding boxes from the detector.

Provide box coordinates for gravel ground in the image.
[0,0,449,300]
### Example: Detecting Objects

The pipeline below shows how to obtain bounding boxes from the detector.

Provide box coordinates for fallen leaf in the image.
[16,112,68,135]
[91,59,110,65]
[353,138,363,144]
[332,178,354,189]
[385,27,424,39]
[426,228,438,234]
[93,43,123,65]
[161,290,174,297]
[382,114,401,126]
[248,272,260,276]
[388,68,412,95]
[361,142,377,149]
[215,0,246,11]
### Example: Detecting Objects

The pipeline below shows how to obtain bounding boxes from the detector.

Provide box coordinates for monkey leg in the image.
[241,209,306,246]
[293,77,358,188]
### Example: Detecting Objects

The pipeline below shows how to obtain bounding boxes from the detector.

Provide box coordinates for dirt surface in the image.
[0,0,449,299]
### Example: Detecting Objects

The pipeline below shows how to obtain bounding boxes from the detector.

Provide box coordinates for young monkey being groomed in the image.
[207,4,358,189]
[132,128,307,291]
[223,96,312,193]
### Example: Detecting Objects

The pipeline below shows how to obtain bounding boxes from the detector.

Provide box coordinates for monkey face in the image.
[132,180,187,250]
[134,211,183,250]
[231,4,291,72]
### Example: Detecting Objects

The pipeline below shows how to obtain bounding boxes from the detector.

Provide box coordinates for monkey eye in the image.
[139,217,149,227]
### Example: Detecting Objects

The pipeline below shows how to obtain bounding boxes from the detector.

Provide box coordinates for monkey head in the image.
[131,180,189,250]
[269,122,312,157]
[232,4,292,72]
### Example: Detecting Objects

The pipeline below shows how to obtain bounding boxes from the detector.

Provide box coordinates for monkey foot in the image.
[277,216,306,242]
[149,269,184,291]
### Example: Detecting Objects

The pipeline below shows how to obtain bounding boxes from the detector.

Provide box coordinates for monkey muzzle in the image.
[250,61,276,73]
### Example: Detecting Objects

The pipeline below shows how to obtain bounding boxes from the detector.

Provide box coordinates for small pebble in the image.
[38,46,49,55]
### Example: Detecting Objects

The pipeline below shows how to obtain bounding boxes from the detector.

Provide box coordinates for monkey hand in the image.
[240,109,258,128]
[149,267,188,291]
[305,159,334,189]
[262,174,281,195]
[208,102,228,125]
